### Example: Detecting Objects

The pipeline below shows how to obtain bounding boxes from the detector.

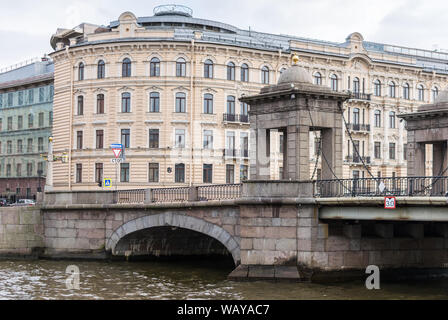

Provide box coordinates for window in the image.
[374,142,381,159]
[7,117,12,131]
[389,81,396,98]
[227,62,235,80]
[149,92,160,112]
[77,96,84,115]
[226,164,235,184]
[0,94,2,107]
[39,112,44,127]
[203,94,213,114]
[18,91,23,105]
[16,164,22,177]
[122,58,131,77]
[18,116,23,129]
[389,111,396,129]
[7,141,12,154]
[240,165,248,181]
[49,112,53,125]
[78,62,84,81]
[261,66,269,84]
[150,57,160,77]
[76,164,82,183]
[6,164,11,177]
[95,163,103,184]
[417,84,424,101]
[353,77,360,93]
[97,94,105,114]
[176,58,186,77]
[374,80,381,96]
[280,134,284,153]
[76,131,83,149]
[389,142,396,160]
[175,129,185,148]
[240,132,249,158]
[204,59,213,78]
[8,93,13,106]
[149,129,159,148]
[39,88,44,102]
[0,118,2,131]
[121,93,131,113]
[226,132,235,156]
[28,89,34,104]
[330,74,338,91]
[121,129,130,148]
[148,163,159,183]
[49,85,54,101]
[203,164,213,183]
[432,87,439,102]
[17,140,22,153]
[28,114,34,128]
[175,163,185,183]
[120,163,130,182]
[26,163,32,177]
[96,130,104,149]
[314,72,322,85]
[97,60,105,79]
[38,137,44,152]
[403,83,410,100]
[175,92,186,113]
[353,108,360,125]
[227,96,236,115]
[403,143,408,160]
[374,110,381,127]
[27,138,33,153]
[241,63,249,82]
[203,130,213,149]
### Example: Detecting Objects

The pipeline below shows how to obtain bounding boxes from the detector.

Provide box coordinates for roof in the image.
[0,60,54,90]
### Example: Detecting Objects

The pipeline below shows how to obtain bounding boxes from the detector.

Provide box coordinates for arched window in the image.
[227,62,235,81]
[96,94,104,114]
[353,108,360,125]
[261,66,269,84]
[432,87,439,102]
[417,84,424,101]
[175,93,186,113]
[121,93,131,113]
[389,81,396,98]
[403,83,410,100]
[149,92,160,113]
[374,110,381,128]
[374,80,381,96]
[78,62,84,81]
[97,60,105,79]
[389,111,396,129]
[203,94,213,114]
[77,96,84,115]
[353,77,360,93]
[176,58,186,77]
[226,96,236,121]
[314,72,322,85]
[150,58,160,77]
[241,63,249,82]
[330,74,338,91]
[204,59,213,79]
[122,58,131,77]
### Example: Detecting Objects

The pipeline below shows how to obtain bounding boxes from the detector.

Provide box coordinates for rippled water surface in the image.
[0,260,447,300]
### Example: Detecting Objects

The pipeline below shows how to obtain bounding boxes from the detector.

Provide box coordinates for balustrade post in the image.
[188,186,199,202]
[144,189,153,204]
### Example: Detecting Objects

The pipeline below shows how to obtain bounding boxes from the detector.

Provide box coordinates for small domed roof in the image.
[277,65,313,85]
[435,89,448,104]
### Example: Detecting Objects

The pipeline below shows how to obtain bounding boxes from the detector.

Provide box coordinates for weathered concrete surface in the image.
[0,207,44,257]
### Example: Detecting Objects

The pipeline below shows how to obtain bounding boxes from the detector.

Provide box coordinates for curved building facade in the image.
[49,6,448,191]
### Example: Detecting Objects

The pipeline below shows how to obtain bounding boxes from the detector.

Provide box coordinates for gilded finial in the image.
[292,54,299,65]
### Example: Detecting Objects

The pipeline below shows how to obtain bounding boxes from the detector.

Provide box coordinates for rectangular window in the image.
[203,164,213,183]
[389,142,396,160]
[77,96,84,115]
[6,164,11,177]
[279,134,284,153]
[8,93,13,106]
[121,129,130,148]
[240,165,248,181]
[203,130,213,149]
[97,95,105,114]
[175,129,185,148]
[175,163,185,183]
[17,140,22,153]
[18,91,23,105]
[27,138,33,153]
[175,94,186,113]
[27,163,33,177]
[120,163,130,182]
[77,131,83,149]
[121,93,131,113]
[95,163,103,184]
[148,163,159,183]
[49,112,53,125]
[150,93,160,112]
[76,164,82,183]
[18,116,23,129]
[96,130,104,149]
[240,132,249,158]
[0,118,2,131]
[28,89,34,104]
[38,137,44,152]
[37,162,44,176]
[149,129,159,148]
[226,164,235,184]
[0,94,2,107]
[7,141,12,154]
[16,163,22,177]
[39,112,44,127]
[28,114,33,128]
[7,117,12,131]
[374,142,381,159]
[403,143,407,161]
[226,132,235,156]
[39,88,45,102]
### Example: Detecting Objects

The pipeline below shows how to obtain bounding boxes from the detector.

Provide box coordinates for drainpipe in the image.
[65,46,74,190]
[190,39,195,187]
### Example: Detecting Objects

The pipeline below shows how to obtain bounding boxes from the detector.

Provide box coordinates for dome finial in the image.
[292,54,299,66]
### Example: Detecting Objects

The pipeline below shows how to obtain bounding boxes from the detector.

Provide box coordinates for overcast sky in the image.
[0,0,446,70]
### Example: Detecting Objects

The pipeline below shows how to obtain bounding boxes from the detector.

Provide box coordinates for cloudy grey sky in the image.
[0,0,446,69]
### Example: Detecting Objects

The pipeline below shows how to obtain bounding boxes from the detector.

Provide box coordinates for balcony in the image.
[350,92,371,101]
[223,114,250,124]
[347,123,371,132]
[345,155,371,164]
[223,149,249,158]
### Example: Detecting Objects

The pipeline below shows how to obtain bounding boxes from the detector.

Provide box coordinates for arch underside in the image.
[107,212,240,265]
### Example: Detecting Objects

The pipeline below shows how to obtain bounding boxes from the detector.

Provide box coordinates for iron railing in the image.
[223,114,250,123]
[198,184,242,201]
[345,155,371,164]
[114,189,146,204]
[313,176,448,198]
[351,92,372,101]
[348,123,371,132]
[151,187,190,203]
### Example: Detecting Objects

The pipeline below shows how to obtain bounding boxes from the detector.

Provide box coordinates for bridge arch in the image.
[106,212,240,265]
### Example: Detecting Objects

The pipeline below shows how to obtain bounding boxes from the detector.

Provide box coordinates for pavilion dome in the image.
[277,64,313,85]
[435,89,448,104]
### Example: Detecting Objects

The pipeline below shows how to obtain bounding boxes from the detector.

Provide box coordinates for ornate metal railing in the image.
[348,123,371,132]
[198,184,242,201]
[223,114,250,123]
[351,92,371,101]
[114,189,146,204]
[152,187,190,203]
[313,176,448,198]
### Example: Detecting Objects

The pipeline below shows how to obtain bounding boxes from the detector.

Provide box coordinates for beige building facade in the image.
[49,6,448,191]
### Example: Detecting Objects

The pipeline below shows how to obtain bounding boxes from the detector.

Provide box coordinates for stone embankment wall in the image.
[0,207,44,257]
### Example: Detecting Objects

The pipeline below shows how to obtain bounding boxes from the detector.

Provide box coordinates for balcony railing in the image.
[198,184,242,201]
[223,114,249,123]
[345,155,371,164]
[223,149,249,158]
[348,123,370,132]
[351,92,371,101]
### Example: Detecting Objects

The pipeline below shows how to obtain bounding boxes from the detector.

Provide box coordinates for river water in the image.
[0,259,447,300]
